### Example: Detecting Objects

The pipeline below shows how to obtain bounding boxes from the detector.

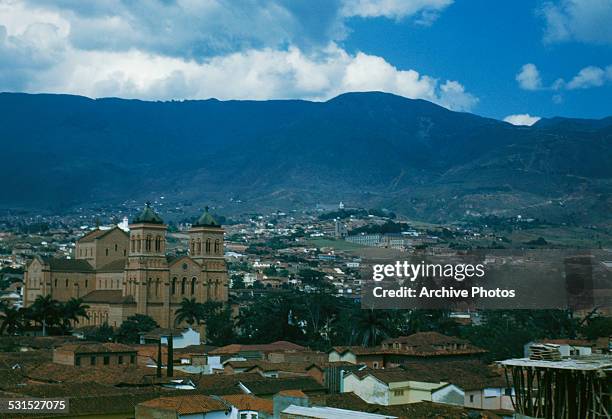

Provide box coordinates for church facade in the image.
[24,204,229,329]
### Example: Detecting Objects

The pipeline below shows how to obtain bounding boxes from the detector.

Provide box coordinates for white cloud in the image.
[22,44,476,111]
[566,65,607,89]
[0,1,476,110]
[503,114,541,126]
[540,0,612,45]
[516,63,542,90]
[341,0,453,23]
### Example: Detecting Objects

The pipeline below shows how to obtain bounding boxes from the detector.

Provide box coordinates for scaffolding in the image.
[499,356,611,418]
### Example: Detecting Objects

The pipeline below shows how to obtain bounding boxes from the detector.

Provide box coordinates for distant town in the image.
[0,199,611,418]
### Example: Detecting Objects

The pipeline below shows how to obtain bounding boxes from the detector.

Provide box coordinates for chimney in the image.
[156,339,162,378]
[167,334,174,377]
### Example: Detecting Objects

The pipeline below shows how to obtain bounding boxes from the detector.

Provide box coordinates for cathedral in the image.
[24,204,228,329]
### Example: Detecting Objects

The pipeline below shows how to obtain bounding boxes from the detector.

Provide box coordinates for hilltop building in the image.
[24,204,228,328]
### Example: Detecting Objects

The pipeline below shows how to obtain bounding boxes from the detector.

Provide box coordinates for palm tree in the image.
[61,298,90,332]
[174,298,205,327]
[29,295,61,336]
[0,304,26,335]
[349,308,402,347]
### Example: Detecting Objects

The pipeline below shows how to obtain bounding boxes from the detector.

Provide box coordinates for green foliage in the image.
[0,303,26,335]
[231,274,245,289]
[115,314,158,344]
[297,269,326,287]
[581,316,612,340]
[461,310,577,362]
[84,323,115,342]
[175,298,205,326]
[351,221,410,235]
[60,298,90,332]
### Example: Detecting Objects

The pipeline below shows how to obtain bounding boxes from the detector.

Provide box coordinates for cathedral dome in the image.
[132,202,164,224]
[193,206,220,227]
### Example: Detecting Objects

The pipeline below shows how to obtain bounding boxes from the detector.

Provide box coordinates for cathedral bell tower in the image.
[188,207,228,302]
[126,203,169,322]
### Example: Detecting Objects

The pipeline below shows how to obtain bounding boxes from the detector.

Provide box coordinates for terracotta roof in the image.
[225,360,312,374]
[175,344,218,354]
[138,394,227,415]
[81,289,134,304]
[42,257,94,272]
[323,394,506,419]
[332,332,486,357]
[26,362,189,386]
[353,361,508,391]
[0,336,77,351]
[78,227,128,243]
[96,258,127,272]
[78,229,109,243]
[210,340,306,355]
[221,394,273,414]
[382,332,468,346]
[241,376,325,396]
[56,342,136,354]
[195,373,266,395]
[277,389,307,398]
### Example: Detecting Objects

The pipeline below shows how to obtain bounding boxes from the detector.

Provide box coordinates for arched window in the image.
[145,235,152,252]
[65,279,68,287]
[54,279,58,287]
[181,277,186,295]
[136,237,141,252]
[155,279,160,296]
[196,239,201,255]
[206,239,211,254]
[214,239,220,254]
[190,240,195,255]
[155,236,161,252]
[171,277,177,295]
[191,278,196,295]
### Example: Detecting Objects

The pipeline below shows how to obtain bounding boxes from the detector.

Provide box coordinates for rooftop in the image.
[193,206,221,228]
[498,355,612,371]
[81,289,134,304]
[132,202,164,225]
[281,405,396,419]
[56,342,136,354]
[138,394,227,415]
[210,340,305,355]
[221,394,273,414]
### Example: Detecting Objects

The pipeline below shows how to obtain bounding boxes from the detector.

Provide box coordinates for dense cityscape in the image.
[1,199,610,418]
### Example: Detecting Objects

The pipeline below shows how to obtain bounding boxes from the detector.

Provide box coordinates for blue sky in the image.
[1,0,611,123]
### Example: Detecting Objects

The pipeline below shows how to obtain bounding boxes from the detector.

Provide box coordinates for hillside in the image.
[0,92,610,223]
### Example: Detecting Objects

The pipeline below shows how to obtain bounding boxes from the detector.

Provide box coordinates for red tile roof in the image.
[210,340,306,355]
[81,289,134,304]
[331,332,486,357]
[138,394,228,415]
[56,342,136,354]
[221,394,274,414]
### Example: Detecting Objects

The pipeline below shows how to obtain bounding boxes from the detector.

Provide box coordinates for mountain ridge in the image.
[1,91,610,223]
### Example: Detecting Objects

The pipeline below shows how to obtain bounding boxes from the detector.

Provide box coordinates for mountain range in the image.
[0,91,610,223]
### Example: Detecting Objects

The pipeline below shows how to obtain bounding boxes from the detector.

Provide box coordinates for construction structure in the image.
[499,356,611,418]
